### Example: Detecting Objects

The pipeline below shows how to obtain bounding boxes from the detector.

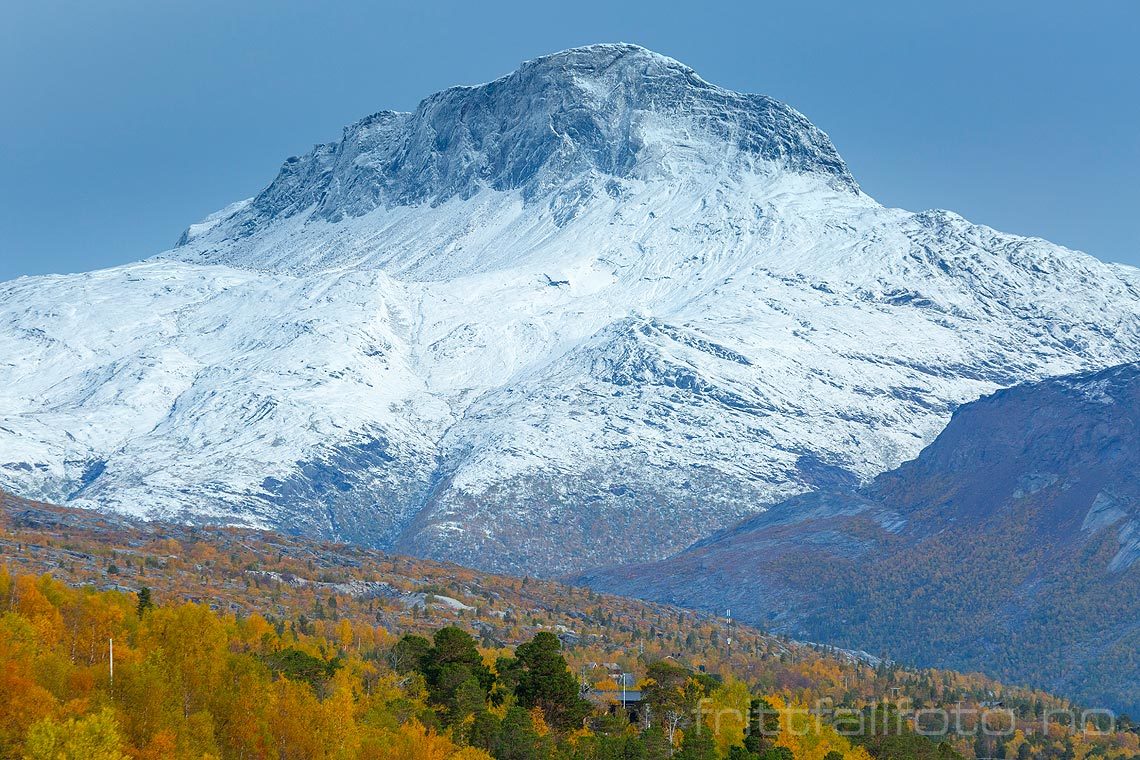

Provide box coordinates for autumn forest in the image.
[1,492,1138,760]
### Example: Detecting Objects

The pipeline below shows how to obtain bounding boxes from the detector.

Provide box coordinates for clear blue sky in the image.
[1,0,1137,281]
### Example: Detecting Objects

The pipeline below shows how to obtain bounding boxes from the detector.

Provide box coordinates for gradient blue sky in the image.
[2,0,1137,281]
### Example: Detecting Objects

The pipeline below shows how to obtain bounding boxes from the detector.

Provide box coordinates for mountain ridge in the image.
[577,362,1140,713]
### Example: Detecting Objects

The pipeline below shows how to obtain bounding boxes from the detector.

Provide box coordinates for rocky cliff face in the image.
[176,44,855,254]
[2,44,1139,575]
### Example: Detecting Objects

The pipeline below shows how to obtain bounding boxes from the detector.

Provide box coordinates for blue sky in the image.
[1,0,1137,280]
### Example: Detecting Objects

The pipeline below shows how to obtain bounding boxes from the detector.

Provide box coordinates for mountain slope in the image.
[578,363,1140,713]
[2,44,1140,574]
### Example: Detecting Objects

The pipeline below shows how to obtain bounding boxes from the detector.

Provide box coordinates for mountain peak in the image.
[512,42,695,79]
[174,43,856,249]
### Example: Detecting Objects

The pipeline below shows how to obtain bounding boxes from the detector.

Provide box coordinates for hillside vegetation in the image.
[2,491,1138,759]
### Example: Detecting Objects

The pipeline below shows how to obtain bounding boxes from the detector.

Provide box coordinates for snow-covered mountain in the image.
[3,44,1139,575]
